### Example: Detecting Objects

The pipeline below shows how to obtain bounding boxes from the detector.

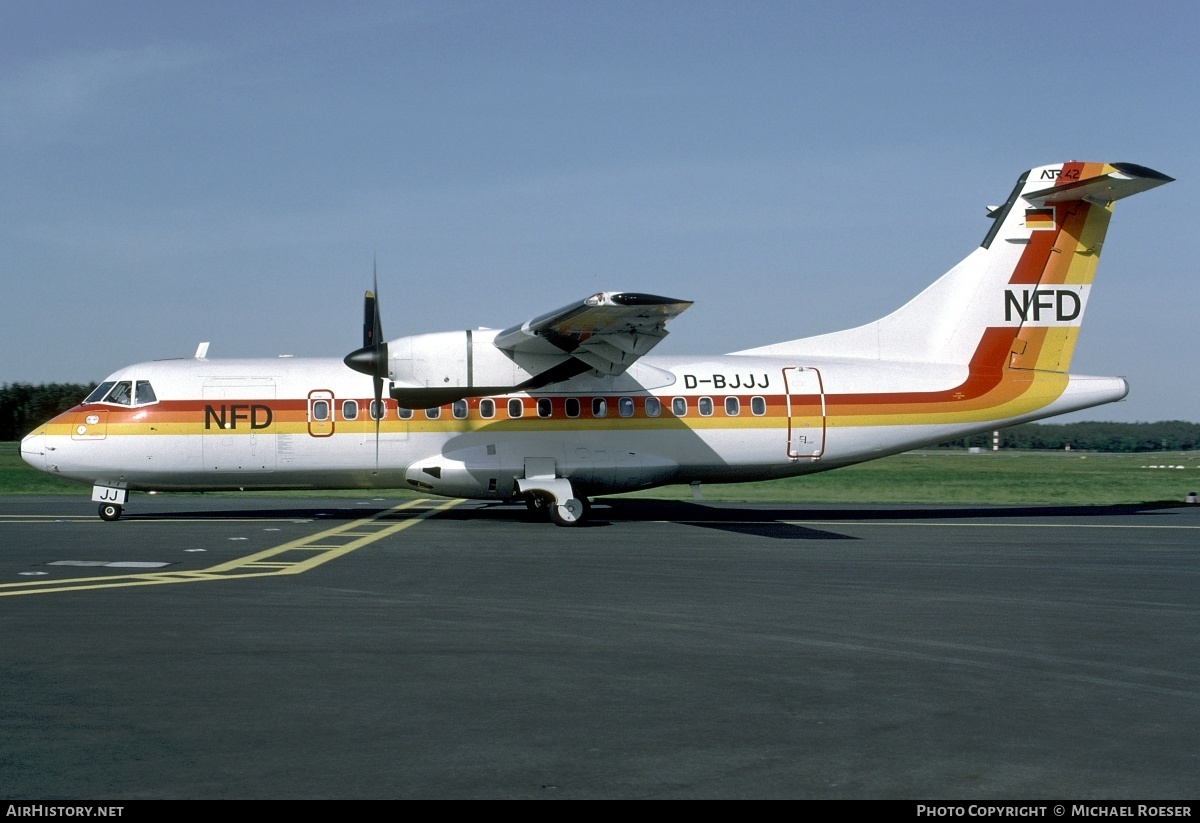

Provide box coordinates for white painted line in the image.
[781,520,1200,530]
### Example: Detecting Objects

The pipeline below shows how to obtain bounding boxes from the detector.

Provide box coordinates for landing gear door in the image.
[783,367,825,459]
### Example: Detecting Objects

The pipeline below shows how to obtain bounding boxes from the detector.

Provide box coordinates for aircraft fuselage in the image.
[21,350,1124,501]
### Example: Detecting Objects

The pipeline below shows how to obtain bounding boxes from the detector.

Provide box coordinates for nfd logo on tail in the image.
[19,161,1173,524]
[1004,288,1085,324]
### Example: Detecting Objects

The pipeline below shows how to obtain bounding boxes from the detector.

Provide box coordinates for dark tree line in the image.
[2,382,1198,452]
[1,383,96,441]
[938,420,1200,452]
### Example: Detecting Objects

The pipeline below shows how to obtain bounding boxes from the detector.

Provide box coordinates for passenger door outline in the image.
[783,367,826,459]
[308,390,335,437]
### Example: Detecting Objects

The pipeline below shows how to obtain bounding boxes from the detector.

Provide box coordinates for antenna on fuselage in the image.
[194,342,210,359]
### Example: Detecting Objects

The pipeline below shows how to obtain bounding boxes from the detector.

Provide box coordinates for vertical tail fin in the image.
[736,162,1172,372]
[998,162,1171,373]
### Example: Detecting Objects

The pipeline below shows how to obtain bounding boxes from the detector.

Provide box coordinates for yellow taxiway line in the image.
[0,498,460,598]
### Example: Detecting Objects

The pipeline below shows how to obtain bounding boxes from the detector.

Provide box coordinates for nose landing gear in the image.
[92,484,128,522]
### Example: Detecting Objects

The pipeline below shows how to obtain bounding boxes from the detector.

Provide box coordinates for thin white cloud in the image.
[0,44,208,141]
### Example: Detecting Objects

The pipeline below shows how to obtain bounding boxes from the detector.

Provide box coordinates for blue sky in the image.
[3,1,1196,423]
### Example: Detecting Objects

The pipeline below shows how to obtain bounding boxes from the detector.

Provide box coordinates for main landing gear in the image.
[516,459,590,526]
[525,492,591,526]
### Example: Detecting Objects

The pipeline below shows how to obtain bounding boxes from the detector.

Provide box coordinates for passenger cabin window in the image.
[105,381,133,406]
[452,400,468,419]
[537,398,552,418]
[645,397,661,417]
[370,400,386,420]
[84,382,115,404]
[618,397,634,418]
[425,407,441,420]
[342,400,359,420]
[565,398,580,418]
[312,400,330,421]
[397,407,413,420]
[479,399,495,419]
[698,397,714,416]
[508,398,523,418]
[725,397,740,416]
[751,396,767,416]
[592,397,607,418]
[134,382,157,405]
[672,397,687,416]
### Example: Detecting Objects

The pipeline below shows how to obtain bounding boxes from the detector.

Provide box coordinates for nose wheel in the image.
[98,502,123,522]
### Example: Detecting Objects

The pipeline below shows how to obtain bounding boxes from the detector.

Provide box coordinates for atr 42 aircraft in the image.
[21,161,1172,525]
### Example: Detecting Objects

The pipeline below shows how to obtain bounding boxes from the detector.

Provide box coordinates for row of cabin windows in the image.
[311,395,769,422]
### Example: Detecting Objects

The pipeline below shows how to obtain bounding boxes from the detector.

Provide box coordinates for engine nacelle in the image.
[386,329,563,407]
[385,329,679,408]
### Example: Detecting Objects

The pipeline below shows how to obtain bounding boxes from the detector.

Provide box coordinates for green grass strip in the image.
[3,442,1196,505]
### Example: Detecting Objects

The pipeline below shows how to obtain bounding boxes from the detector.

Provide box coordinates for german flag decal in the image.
[1024,207,1055,230]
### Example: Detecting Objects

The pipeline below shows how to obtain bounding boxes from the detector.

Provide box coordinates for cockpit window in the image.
[87,381,159,405]
[104,381,133,406]
[135,381,158,405]
[87,380,158,406]
[84,382,115,404]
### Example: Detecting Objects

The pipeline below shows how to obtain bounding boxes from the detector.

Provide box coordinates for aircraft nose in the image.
[20,432,46,470]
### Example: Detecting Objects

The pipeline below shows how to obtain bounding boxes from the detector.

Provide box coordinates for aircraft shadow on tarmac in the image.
[581,499,1184,540]
[123,498,1186,542]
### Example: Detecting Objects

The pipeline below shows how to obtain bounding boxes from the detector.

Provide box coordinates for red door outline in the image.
[783,367,825,459]
[308,390,335,437]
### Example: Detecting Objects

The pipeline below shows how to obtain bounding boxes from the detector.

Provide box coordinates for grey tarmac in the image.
[1,494,1197,799]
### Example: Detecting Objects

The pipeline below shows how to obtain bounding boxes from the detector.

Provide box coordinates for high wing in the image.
[382,290,693,408]
[493,291,692,377]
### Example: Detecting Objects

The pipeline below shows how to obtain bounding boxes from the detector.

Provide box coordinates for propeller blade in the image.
[371,266,383,349]
[344,285,389,379]
[373,374,383,470]
[363,291,377,349]
[345,267,390,473]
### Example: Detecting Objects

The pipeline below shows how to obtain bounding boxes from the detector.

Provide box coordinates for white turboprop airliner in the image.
[21,161,1172,524]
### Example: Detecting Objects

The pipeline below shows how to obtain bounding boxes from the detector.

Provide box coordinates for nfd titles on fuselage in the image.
[204,404,273,430]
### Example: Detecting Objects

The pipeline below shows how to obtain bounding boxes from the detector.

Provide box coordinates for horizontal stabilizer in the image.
[1024,162,1173,205]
